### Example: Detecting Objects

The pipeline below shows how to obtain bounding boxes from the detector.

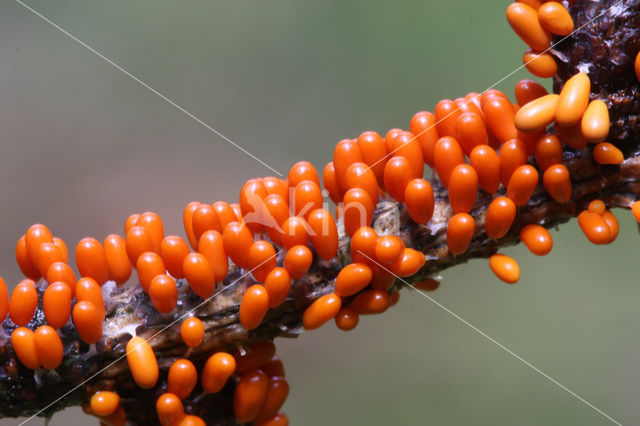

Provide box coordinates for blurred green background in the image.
[0,0,635,425]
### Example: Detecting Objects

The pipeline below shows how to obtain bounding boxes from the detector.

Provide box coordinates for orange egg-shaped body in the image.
[306,209,339,261]
[434,99,462,138]
[287,161,320,189]
[345,162,379,205]
[264,267,291,308]
[500,139,528,187]
[506,3,552,50]
[192,204,223,240]
[588,199,606,215]
[75,277,105,320]
[239,285,269,330]
[16,235,41,281]
[168,359,198,399]
[370,264,396,291]
[383,156,414,202]
[538,1,574,35]
[455,112,488,155]
[248,240,277,283]
[46,262,76,292]
[126,336,159,389]
[434,137,465,187]
[35,242,64,277]
[91,391,121,417]
[520,225,553,255]
[302,293,342,330]
[388,131,424,178]
[389,248,426,277]
[222,222,254,269]
[447,213,475,255]
[103,234,132,286]
[506,165,539,206]
[149,274,178,314]
[483,97,518,143]
[409,111,439,167]
[180,317,204,348]
[283,245,313,280]
[335,307,359,331]
[160,235,190,279]
[136,212,165,253]
[233,369,269,423]
[556,121,588,150]
[404,178,435,224]
[9,280,37,326]
[593,142,624,165]
[515,79,549,106]
[577,211,611,245]
[156,393,185,426]
[182,253,215,299]
[374,236,405,265]
[263,194,290,247]
[485,197,517,239]
[126,226,154,266]
[53,237,69,262]
[256,377,290,421]
[25,224,53,267]
[334,263,373,297]
[448,164,479,213]
[469,145,501,194]
[280,216,309,250]
[76,237,109,286]
[293,180,323,218]
[534,134,563,171]
[43,282,72,328]
[183,202,200,250]
[352,289,391,315]
[333,139,363,193]
[213,201,240,230]
[125,213,141,234]
[234,340,276,374]
[202,352,236,393]
[350,227,378,265]
[515,94,559,133]
[198,230,229,283]
[556,72,590,126]
[136,251,166,293]
[34,325,64,370]
[11,327,41,369]
[343,188,374,236]
[522,50,557,78]
[414,278,441,291]
[261,355,285,379]
[72,301,103,344]
[356,131,389,187]
[488,254,521,284]
[322,162,343,204]
[543,164,572,203]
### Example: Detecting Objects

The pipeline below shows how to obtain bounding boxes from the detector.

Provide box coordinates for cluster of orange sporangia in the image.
[83,339,288,425]
[3,2,639,424]
[506,0,575,78]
